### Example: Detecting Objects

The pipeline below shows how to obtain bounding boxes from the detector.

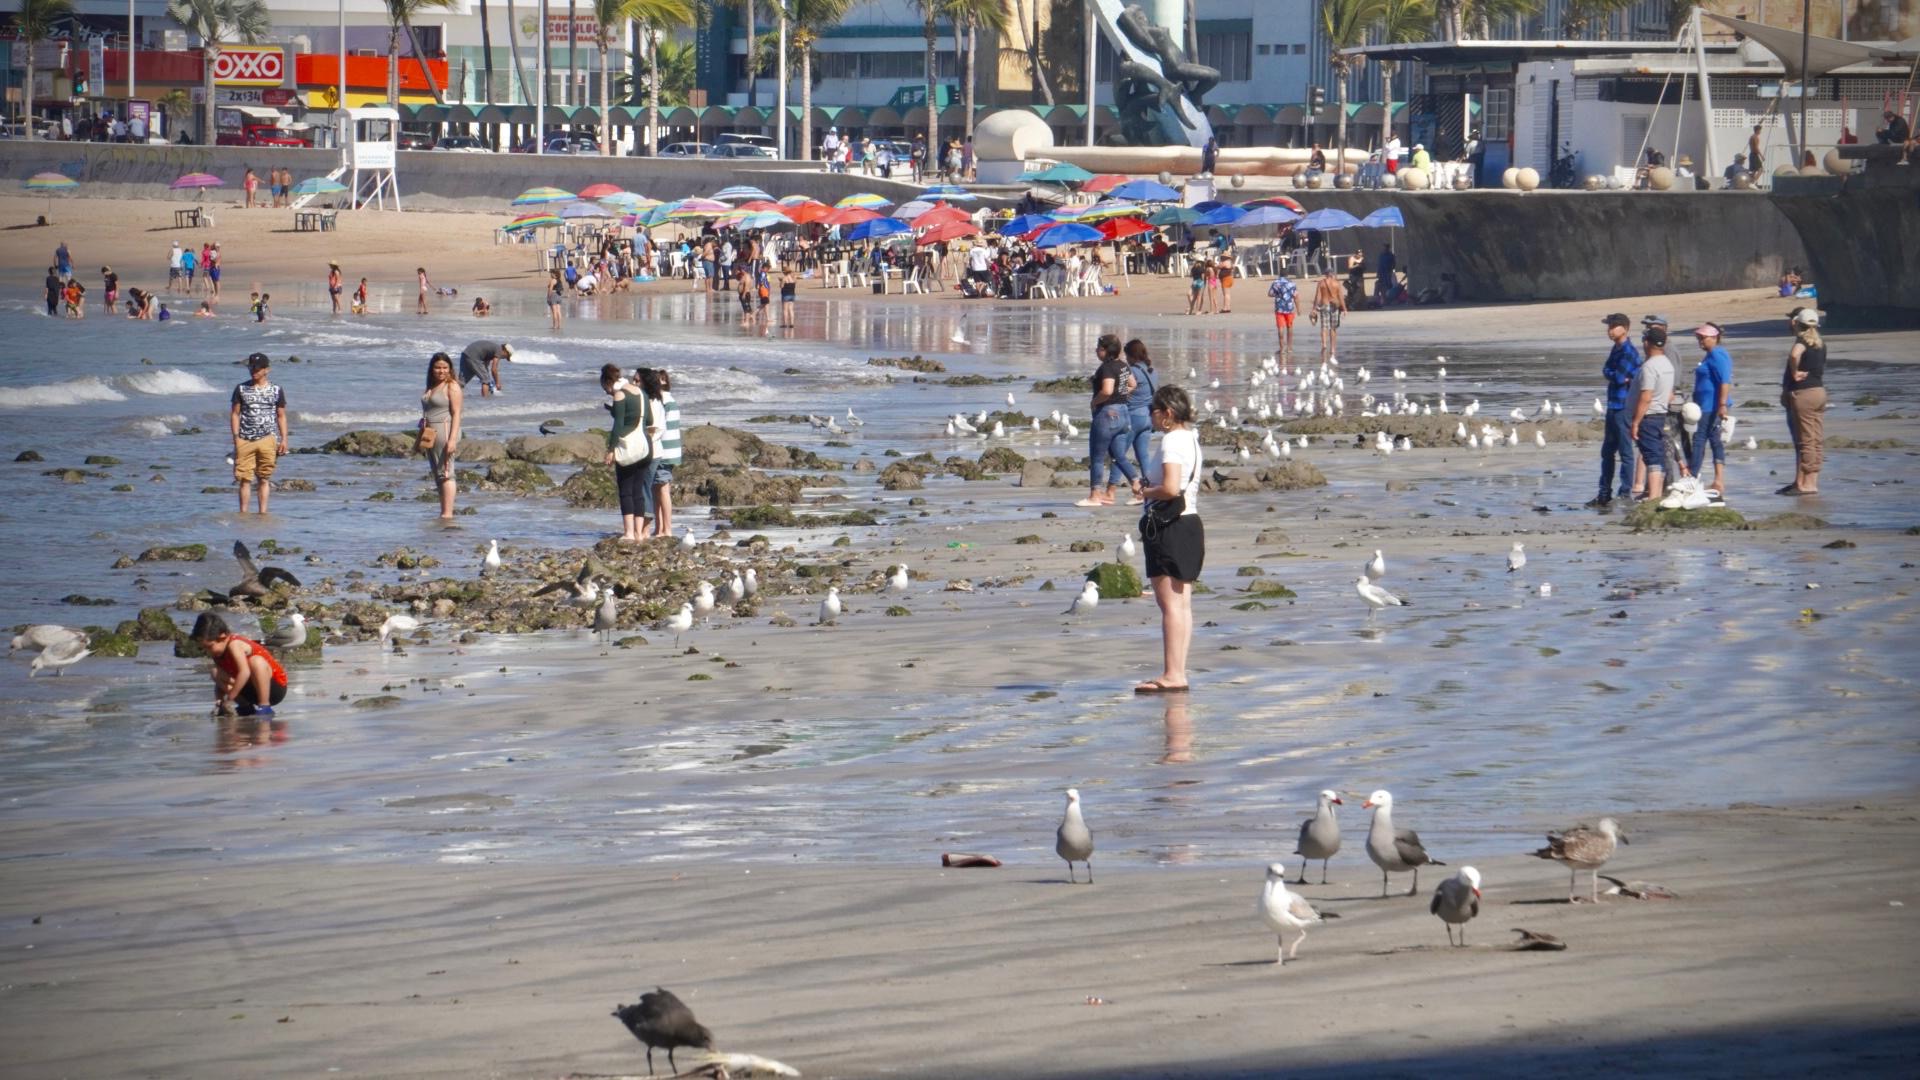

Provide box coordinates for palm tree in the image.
[13,0,74,140]
[593,0,694,155]
[912,0,944,169]
[384,0,456,107]
[1009,0,1053,106]
[1320,0,1383,175]
[1456,0,1538,40]
[779,0,851,161]
[478,0,496,110]
[166,0,272,146]
[1372,0,1432,158]
[1559,0,1636,38]
[945,0,1010,154]
[504,0,534,111]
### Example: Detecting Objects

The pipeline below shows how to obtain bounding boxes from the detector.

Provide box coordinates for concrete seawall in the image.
[6,143,1808,303]
[1771,161,1920,326]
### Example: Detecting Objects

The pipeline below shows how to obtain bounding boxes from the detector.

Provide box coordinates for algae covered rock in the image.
[318,430,416,457]
[485,459,555,493]
[138,544,208,562]
[1085,561,1142,600]
[1623,502,1748,531]
[559,464,618,508]
[506,432,604,465]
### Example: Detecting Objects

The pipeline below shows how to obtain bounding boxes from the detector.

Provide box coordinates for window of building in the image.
[1197,31,1252,82]
[1257,44,1270,56]
[1291,43,1305,55]
[1481,87,1512,139]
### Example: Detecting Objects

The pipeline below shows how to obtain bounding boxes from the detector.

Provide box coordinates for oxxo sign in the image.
[213,45,286,87]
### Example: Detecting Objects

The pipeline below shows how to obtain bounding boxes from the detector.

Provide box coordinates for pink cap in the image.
[1692,322,1723,338]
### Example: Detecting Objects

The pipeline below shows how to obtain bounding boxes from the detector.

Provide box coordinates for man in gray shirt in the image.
[458,340,512,396]
[1629,326,1676,502]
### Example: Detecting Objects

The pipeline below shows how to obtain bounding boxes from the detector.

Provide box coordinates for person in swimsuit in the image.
[420,353,464,519]
[1310,267,1346,359]
[327,261,343,314]
[779,264,797,328]
[416,267,432,315]
[548,270,565,330]
[352,277,369,315]
[191,612,288,717]
[101,266,119,311]
[206,243,222,299]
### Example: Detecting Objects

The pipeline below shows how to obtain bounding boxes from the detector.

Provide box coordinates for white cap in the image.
[1681,401,1702,429]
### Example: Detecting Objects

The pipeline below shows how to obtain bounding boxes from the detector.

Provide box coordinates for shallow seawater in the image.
[2,288,1917,869]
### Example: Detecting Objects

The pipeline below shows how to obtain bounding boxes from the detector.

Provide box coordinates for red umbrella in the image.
[917,220,979,245]
[735,199,785,213]
[1245,195,1306,212]
[1082,174,1129,194]
[577,183,626,199]
[823,206,882,227]
[785,202,834,225]
[1097,217,1154,240]
[915,205,972,230]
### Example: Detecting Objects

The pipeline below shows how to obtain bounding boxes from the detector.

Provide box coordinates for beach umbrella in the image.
[920,183,978,200]
[511,186,576,206]
[823,206,883,227]
[1147,205,1203,226]
[737,211,794,231]
[1081,173,1129,194]
[1020,161,1096,184]
[786,202,835,225]
[712,185,774,202]
[999,213,1056,236]
[24,171,77,218]
[1298,207,1364,231]
[1110,178,1180,202]
[169,172,224,202]
[779,194,823,207]
[1097,217,1154,240]
[1360,207,1406,229]
[916,220,979,245]
[292,176,348,196]
[1196,205,1248,227]
[638,204,676,228]
[505,211,563,232]
[1033,222,1104,248]
[915,205,972,230]
[601,192,660,211]
[577,183,626,199]
[836,193,892,209]
[561,202,614,219]
[667,197,732,219]
[1246,195,1306,212]
[844,217,911,241]
[893,199,939,220]
[1071,200,1148,222]
[1230,205,1302,229]
[733,199,786,213]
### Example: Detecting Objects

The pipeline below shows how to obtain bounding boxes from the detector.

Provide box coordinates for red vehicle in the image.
[216,124,307,148]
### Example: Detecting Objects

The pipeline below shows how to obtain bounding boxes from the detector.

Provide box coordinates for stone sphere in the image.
[1731,173,1753,190]
[1648,166,1675,190]
[1291,172,1307,189]
[1501,167,1520,189]
[1515,167,1540,191]
[974,109,1053,164]
[1453,172,1473,190]
[1306,172,1326,189]
[1334,172,1355,189]
[1823,149,1848,176]
[1583,174,1604,191]
[1773,164,1797,178]
[1158,170,1174,186]
[1399,167,1430,190]
[1230,172,1246,188]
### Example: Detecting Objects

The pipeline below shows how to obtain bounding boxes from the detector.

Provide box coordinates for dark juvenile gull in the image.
[612,987,713,1075]
[1293,789,1343,884]
[1055,788,1094,884]
[1533,817,1628,903]
[1431,866,1482,946]
[1363,789,1445,897]
[227,540,302,600]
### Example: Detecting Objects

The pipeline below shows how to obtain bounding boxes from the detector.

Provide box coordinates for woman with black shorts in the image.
[1136,384,1204,694]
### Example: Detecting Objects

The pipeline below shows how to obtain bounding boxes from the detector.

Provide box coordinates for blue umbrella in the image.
[1033,222,1104,248]
[1298,208,1364,231]
[1192,199,1231,212]
[999,213,1056,236]
[1360,206,1406,228]
[845,217,911,241]
[922,184,978,200]
[1109,179,1180,201]
[1195,205,1247,227]
[1228,205,1301,229]
[1019,161,1096,183]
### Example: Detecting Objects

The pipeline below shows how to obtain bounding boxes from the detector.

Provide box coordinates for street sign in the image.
[87,40,105,95]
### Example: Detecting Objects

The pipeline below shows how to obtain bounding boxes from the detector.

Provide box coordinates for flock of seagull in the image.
[1059,786,1632,962]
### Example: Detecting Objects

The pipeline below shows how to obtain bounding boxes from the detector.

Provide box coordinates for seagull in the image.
[1538,583,1552,597]
[263,612,307,648]
[1432,866,1483,946]
[1362,790,1444,897]
[950,318,970,345]
[1006,391,1017,407]
[692,581,717,621]
[991,420,1006,439]
[481,539,502,577]
[1364,549,1385,582]
[377,614,419,646]
[1534,429,1547,448]
[1454,422,1468,441]
[817,586,841,625]
[953,413,978,434]
[678,527,697,550]
[1355,576,1408,624]
[1055,788,1094,883]
[1280,441,1292,459]
[662,603,694,646]
[1258,863,1325,965]
[593,589,617,644]
[1294,790,1343,884]
[1745,436,1758,450]
[1064,580,1100,615]
[612,988,714,1077]
[1507,542,1527,573]
[1533,817,1629,903]
[1120,534,1137,560]
[569,579,604,610]
[28,633,91,676]
[742,568,759,599]
[227,540,302,600]
[845,407,864,428]
[721,571,746,608]
[10,624,88,655]
[886,563,910,593]
[1593,396,1607,416]
[531,564,597,605]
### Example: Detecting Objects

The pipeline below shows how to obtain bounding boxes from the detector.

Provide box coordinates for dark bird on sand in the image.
[531,562,598,605]
[613,987,714,1075]
[221,540,302,601]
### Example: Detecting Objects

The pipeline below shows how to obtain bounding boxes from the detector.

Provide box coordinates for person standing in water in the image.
[1136,385,1204,694]
[191,613,289,717]
[647,368,682,539]
[327,261,344,314]
[419,353,463,519]
[229,352,288,514]
[416,267,432,315]
[1310,266,1345,360]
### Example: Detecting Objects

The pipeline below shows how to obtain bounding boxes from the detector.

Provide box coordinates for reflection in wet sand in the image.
[212,716,289,772]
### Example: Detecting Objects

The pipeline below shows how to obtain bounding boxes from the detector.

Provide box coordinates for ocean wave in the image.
[510,349,565,366]
[120,368,220,396]
[0,377,127,408]
[299,399,593,426]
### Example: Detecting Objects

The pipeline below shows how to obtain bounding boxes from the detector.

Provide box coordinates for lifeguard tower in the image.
[345,106,401,210]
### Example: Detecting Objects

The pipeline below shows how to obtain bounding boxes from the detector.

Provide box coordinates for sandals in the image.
[1073,498,1108,508]
[1134,680,1191,695]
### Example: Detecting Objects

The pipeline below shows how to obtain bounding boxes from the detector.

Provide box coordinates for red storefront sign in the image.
[213,45,285,87]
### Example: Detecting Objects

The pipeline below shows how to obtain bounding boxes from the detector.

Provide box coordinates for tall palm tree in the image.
[1009,0,1053,106]
[384,0,456,107]
[1457,0,1537,40]
[504,0,534,110]
[780,0,852,161]
[478,0,496,109]
[1320,0,1383,174]
[166,0,272,146]
[1372,0,1432,156]
[945,0,1010,153]
[912,0,944,167]
[1558,0,1636,38]
[593,0,694,154]
[13,0,74,140]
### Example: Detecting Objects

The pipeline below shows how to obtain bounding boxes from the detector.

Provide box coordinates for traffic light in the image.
[1309,86,1325,111]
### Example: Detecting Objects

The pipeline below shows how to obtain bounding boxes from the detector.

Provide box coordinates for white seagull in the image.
[378,614,419,647]
[29,634,91,676]
[693,581,717,621]
[592,589,618,644]
[886,564,911,593]
[817,587,841,626]
[11,624,88,656]
[1507,542,1527,573]
[743,568,759,599]
[1355,576,1408,623]
[1065,580,1100,615]
[1120,534,1137,560]
[1258,863,1325,965]
[1055,788,1094,883]
[679,527,697,551]
[263,612,307,649]
[662,602,694,646]
[722,571,746,607]
[950,318,970,345]
[1363,549,1386,582]
[1431,866,1482,946]
[481,539,502,577]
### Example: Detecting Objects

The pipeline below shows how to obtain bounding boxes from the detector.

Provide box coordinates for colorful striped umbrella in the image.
[1070,200,1148,222]
[835,192,892,209]
[25,172,78,191]
[638,204,676,228]
[511,186,577,206]
[1245,195,1306,212]
[667,198,732,219]
[576,183,626,199]
[169,172,224,189]
[892,200,939,220]
[920,184,978,201]
[712,185,774,202]
[504,211,563,231]
[601,193,661,212]
[778,194,823,207]
[293,176,348,195]
[737,211,794,231]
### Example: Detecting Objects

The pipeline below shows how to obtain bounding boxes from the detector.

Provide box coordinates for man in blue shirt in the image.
[1685,322,1734,493]
[1589,312,1642,508]
[1267,273,1298,354]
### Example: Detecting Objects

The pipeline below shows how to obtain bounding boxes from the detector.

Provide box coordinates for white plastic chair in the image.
[830,259,852,289]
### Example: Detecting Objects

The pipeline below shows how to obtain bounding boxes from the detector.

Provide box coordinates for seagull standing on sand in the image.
[1294,790,1343,884]
[1363,790,1444,897]
[887,564,911,593]
[722,571,746,608]
[1432,866,1482,945]
[663,603,694,646]
[1065,580,1100,616]
[264,612,307,648]
[1258,863,1325,965]
[481,539,502,577]
[1056,788,1094,883]
[1507,542,1527,573]
[817,587,841,626]
[1533,817,1628,903]
[29,634,91,676]
[593,589,618,644]
[612,988,714,1076]
[679,527,697,551]
[693,581,717,622]
[11,624,88,656]
[1120,534,1137,560]
[1355,577,1408,624]
[743,568,759,599]
[378,614,419,648]
[1364,549,1385,582]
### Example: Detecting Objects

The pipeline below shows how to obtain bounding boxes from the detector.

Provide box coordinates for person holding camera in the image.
[1135,384,1203,695]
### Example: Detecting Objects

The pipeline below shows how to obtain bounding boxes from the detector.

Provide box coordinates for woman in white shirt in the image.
[1136,384,1203,693]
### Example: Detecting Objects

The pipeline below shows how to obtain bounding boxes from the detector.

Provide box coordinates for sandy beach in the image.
[3,192,1919,1078]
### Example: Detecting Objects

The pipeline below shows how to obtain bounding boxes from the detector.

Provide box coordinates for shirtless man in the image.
[1310,267,1347,361]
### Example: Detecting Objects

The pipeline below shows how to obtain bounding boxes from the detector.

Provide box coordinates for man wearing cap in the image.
[1589,313,1641,509]
[458,340,513,396]
[230,353,288,514]
[1411,143,1431,172]
[1629,325,1677,504]
[1685,323,1734,493]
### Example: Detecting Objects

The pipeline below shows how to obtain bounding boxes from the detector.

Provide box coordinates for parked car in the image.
[510,135,596,154]
[396,130,435,150]
[714,132,777,151]
[435,135,489,152]
[709,143,777,159]
[215,124,307,148]
[656,141,714,158]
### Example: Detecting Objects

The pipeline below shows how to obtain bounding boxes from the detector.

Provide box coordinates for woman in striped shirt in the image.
[643,368,683,539]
